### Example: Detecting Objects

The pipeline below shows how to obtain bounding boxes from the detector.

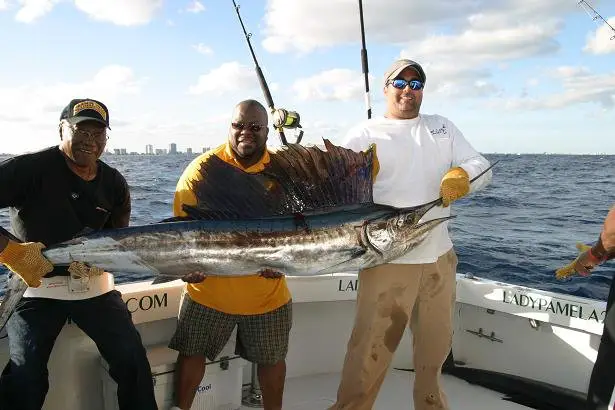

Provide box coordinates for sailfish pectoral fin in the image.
[387,215,457,257]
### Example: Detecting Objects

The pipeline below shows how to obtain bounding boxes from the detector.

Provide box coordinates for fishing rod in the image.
[470,160,499,184]
[358,0,371,119]
[578,0,615,40]
[231,1,303,145]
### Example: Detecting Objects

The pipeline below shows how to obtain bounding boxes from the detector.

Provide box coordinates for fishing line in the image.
[578,0,615,40]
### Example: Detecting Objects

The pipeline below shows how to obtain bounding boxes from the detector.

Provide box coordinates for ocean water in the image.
[0,152,613,300]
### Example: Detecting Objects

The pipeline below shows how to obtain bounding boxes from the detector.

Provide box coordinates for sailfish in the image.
[0,140,483,330]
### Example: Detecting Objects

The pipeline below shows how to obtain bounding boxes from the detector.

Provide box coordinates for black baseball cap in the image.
[60,98,110,129]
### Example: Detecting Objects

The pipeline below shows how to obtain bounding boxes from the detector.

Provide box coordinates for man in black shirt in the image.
[0,98,157,410]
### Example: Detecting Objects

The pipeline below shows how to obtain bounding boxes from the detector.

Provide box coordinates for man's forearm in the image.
[601,206,615,250]
[588,206,615,262]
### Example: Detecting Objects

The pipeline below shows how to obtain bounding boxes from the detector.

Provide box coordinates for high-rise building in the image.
[169,143,177,154]
[186,148,193,155]
[145,144,154,155]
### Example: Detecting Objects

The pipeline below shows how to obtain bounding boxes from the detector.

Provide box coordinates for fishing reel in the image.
[272,108,301,130]
[272,108,303,144]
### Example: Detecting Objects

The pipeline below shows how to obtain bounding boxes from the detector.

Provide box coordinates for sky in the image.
[0,0,614,155]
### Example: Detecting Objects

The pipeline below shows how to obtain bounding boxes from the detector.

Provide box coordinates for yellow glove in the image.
[440,167,470,207]
[555,243,593,280]
[68,261,105,279]
[0,240,53,287]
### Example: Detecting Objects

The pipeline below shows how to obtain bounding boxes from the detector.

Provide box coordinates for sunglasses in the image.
[388,79,424,91]
[231,122,266,132]
[67,124,108,143]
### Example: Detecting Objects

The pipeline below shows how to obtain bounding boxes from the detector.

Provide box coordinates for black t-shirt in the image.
[0,146,131,246]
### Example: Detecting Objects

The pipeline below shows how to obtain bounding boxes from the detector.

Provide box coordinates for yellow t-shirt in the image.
[174,143,291,315]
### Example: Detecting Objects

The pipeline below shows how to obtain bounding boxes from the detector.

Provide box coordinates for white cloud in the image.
[396,18,561,98]
[192,43,213,55]
[185,0,205,14]
[408,22,560,63]
[8,0,162,25]
[262,0,575,54]
[262,0,360,54]
[91,65,145,95]
[262,0,486,54]
[74,0,162,26]
[0,65,146,153]
[552,66,590,79]
[584,17,615,55]
[15,0,57,23]
[293,119,351,147]
[292,69,366,101]
[497,67,615,110]
[261,0,576,101]
[0,65,144,125]
[188,62,258,95]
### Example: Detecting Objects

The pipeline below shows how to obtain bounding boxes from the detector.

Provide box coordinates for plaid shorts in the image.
[169,293,292,364]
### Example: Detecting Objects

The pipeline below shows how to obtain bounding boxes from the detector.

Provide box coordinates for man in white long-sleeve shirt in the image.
[329,59,492,410]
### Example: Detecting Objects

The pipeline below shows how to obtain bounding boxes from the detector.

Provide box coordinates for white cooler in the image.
[100,342,246,410]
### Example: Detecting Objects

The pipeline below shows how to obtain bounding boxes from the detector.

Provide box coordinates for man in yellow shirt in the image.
[169,100,292,410]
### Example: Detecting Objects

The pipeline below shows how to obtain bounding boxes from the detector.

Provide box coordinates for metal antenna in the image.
[578,0,615,40]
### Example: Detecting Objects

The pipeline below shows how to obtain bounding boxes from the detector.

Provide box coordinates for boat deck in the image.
[242,370,534,410]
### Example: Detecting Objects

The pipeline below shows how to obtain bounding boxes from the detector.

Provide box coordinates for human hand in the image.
[439,167,470,207]
[555,243,600,279]
[181,272,207,283]
[259,268,284,279]
[0,241,53,287]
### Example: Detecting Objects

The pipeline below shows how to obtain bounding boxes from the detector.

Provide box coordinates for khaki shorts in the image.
[169,293,292,364]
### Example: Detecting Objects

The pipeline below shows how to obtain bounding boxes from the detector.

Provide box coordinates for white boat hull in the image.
[0,273,604,409]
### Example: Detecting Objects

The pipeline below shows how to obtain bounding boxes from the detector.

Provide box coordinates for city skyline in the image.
[109,143,210,156]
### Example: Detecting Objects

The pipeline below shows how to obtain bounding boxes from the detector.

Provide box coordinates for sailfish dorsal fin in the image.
[184,139,375,219]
